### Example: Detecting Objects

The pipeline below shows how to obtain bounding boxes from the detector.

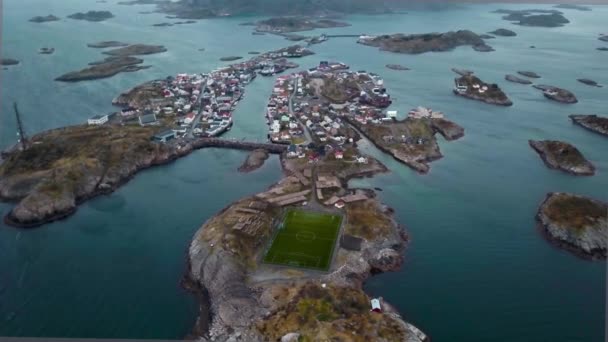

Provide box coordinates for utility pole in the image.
[13,102,28,150]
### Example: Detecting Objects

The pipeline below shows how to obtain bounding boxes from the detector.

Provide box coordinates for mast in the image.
[13,102,28,150]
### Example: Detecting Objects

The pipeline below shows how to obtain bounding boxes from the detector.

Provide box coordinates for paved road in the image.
[289,75,313,145]
[186,76,208,139]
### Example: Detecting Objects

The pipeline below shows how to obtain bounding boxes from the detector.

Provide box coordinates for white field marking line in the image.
[278,232,335,242]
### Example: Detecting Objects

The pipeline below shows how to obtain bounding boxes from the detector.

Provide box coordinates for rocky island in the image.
[453,74,513,106]
[253,17,350,33]
[67,10,114,22]
[489,28,517,37]
[528,140,595,176]
[451,68,474,76]
[1,58,20,66]
[533,85,577,104]
[357,30,493,54]
[600,35,608,42]
[505,74,533,85]
[536,192,607,259]
[55,56,150,82]
[386,64,410,71]
[493,9,570,27]
[29,15,60,23]
[220,56,243,62]
[87,41,130,48]
[56,44,167,82]
[39,47,55,55]
[554,4,592,11]
[518,71,541,78]
[238,149,269,173]
[598,47,608,51]
[577,78,602,87]
[348,116,464,173]
[569,114,608,137]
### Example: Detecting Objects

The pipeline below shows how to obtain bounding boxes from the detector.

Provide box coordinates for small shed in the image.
[370,298,382,313]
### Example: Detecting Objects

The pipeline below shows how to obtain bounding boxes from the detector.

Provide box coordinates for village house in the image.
[87,114,109,125]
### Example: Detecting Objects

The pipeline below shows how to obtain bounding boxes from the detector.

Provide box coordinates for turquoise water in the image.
[1,1,606,340]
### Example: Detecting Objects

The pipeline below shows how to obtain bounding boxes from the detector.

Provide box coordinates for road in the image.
[186,75,209,139]
[288,75,313,145]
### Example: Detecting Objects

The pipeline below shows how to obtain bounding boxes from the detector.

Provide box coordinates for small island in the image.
[598,47,608,51]
[254,17,350,33]
[386,64,410,71]
[220,56,243,62]
[600,35,608,42]
[479,34,495,39]
[494,9,570,27]
[533,85,577,104]
[451,68,474,76]
[87,41,130,48]
[505,74,532,85]
[357,30,493,54]
[554,4,592,11]
[536,192,607,260]
[489,28,517,37]
[453,74,512,106]
[39,47,55,55]
[67,10,114,22]
[29,15,60,23]
[577,79,602,87]
[152,22,173,27]
[55,56,150,82]
[518,71,541,78]
[102,44,167,56]
[1,58,20,66]
[569,114,608,137]
[528,140,595,176]
[237,149,269,173]
[248,51,260,55]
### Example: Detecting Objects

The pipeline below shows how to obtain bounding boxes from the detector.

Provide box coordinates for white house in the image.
[370,298,382,313]
[87,114,109,125]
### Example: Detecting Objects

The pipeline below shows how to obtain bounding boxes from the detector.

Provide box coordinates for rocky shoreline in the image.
[528,140,595,176]
[184,154,428,341]
[533,85,578,104]
[569,114,608,137]
[238,149,269,173]
[505,74,532,85]
[536,192,607,260]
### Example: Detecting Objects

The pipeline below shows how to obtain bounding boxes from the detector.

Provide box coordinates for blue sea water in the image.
[1,1,606,341]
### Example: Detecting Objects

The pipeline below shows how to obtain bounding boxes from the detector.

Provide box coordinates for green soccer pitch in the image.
[263,209,342,271]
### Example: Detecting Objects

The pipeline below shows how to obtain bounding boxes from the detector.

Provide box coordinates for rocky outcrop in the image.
[517,71,541,78]
[577,78,602,87]
[102,44,167,56]
[254,17,350,33]
[569,114,608,137]
[505,74,532,84]
[554,4,591,11]
[358,30,493,54]
[489,28,517,37]
[494,9,570,27]
[55,56,150,82]
[452,68,473,76]
[219,56,242,62]
[386,64,410,71]
[537,192,607,259]
[1,58,19,66]
[238,149,270,173]
[528,140,595,176]
[598,35,608,42]
[431,118,465,141]
[533,85,577,104]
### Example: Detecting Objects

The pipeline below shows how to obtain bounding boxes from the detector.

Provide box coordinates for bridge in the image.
[192,137,288,154]
[325,34,363,38]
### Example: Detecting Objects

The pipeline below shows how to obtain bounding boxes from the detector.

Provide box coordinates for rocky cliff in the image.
[528,140,595,176]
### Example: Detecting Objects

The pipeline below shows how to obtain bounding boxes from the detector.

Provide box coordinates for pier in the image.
[192,137,287,154]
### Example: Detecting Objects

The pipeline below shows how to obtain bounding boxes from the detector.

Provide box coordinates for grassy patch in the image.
[263,209,342,271]
[543,194,607,231]
[344,200,393,240]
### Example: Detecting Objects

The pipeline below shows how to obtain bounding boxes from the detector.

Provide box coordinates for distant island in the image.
[29,15,60,23]
[533,85,577,104]
[554,4,592,11]
[569,114,608,137]
[39,47,55,55]
[599,35,608,42]
[529,140,595,176]
[220,56,243,62]
[518,71,541,78]
[254,17,350,33]
[56,44,166,82]
[1,58,19,66]
[67,10,114,22]
[493,9,570,27]
[87,41,130,48]
[577,78,602,87]
[357,30,493,54]
[386,64,410,71]
[537,192,607,260]
[489,28,517,37]
[453,74,512,106]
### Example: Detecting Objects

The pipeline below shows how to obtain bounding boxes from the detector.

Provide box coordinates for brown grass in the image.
[543,194,607,231]
[344,199,393,240]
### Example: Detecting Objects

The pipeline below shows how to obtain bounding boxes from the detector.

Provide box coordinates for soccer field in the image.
[263,209,342,271]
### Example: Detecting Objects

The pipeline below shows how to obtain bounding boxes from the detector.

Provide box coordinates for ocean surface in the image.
[1,1,607,340]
